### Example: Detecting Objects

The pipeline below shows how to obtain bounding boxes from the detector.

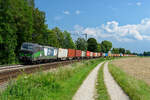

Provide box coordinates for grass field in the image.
[109,57,150,100]
[0,58,104,100]
[112,57,150,85]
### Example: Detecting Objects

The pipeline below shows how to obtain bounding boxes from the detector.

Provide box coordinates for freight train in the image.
[19,42,136,64]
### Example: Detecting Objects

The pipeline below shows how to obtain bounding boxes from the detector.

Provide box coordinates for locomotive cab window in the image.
[21,43,33,51]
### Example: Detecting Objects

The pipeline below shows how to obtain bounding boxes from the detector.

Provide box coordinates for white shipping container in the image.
[81,51,86,57]
[58,48,68,59]
[95,53,98,57]
[102,53,105,57]
[90,52,93,57]
[44,46,58,57]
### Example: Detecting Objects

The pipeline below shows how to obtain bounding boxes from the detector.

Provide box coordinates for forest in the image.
[0,0,131,64]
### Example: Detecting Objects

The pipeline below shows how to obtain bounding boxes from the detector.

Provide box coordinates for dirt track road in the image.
[72,62,103,100]
[104,62,129,100]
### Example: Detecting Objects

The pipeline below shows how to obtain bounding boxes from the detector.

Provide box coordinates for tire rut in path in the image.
[104,62,130,100]
[72,62,104,100]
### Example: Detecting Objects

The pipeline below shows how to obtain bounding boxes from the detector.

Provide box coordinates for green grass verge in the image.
[108,63,150,100]
[96,63,110,100]
[0,58,104,100]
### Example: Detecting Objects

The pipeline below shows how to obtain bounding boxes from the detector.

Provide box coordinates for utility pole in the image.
[81,33,88,41]
[71,33,88,41]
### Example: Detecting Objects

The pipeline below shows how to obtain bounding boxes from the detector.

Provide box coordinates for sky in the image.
[35,0,150,53]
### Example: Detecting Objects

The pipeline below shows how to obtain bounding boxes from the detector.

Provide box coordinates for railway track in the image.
[0,65,23,70]
[0,60,82,85]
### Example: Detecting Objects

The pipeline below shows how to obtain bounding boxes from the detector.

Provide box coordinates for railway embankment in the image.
[0,58,104,100]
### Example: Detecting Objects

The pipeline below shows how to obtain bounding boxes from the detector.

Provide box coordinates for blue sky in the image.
[35,0,150,53]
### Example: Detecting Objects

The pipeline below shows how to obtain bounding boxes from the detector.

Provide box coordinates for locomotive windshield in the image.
[21,43,34,51]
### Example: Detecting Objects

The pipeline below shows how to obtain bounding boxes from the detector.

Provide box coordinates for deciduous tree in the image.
[101,40,112,53]
[63,31,76,49]
[75,38,87,51]
[112,48,119,54]
[87,38,98,52]
[119,48,125,54]
[52,27,64,48]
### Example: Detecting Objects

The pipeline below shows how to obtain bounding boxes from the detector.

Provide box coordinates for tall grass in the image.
[0,58,104,100]
[109,63,150,100]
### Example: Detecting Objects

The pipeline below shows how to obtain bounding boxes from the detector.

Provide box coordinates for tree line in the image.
[111,48,131,54]
[0,0,131,64]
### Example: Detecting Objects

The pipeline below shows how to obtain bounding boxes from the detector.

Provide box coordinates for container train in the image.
[19,42,136,64]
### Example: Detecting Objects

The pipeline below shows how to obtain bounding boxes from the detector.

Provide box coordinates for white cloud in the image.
[63,11,70,15]
[74,25,84,33]
[136,2,142,6]
[128,2,142,6]
[73,18,150,42]
[54,16,62,21]
[75,10,80,15]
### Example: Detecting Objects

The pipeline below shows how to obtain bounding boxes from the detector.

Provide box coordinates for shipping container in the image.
[100,53,103,57]
[108,51,111,57]
[90,52,93,57]
[68,49,76,59]
[95,53,98,57]
[112,54,115,57]
[43,46,58,59]
[58,48,68,60]
[108,53,111,57]
[117,54,120,57]
[105,53,108,57]
[93,53,96,57]
[81,51,86,57]
[97,53,100,57]
[93,52,98,57]
[120,53,123,57]
[86,51,90,57]
[102,53,105,57]
[75,50,82,58]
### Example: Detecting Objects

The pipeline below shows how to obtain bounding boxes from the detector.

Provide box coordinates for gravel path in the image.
[72,62,103,100]
[104,62,130,100]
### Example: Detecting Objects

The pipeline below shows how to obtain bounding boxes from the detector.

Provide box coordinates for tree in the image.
[32,8,47,45]
[0,0,18,64]
[0,35,2,44]
[13,0,33,55]
[43,29,59,47]
[75,38,87,51]
[143,51,150,56]
[87,38,98,52]
[101,40,112,53]
[52,27,64,48]
[97,43,101,52]
[125,50,131,54]
[119,48,125,54]
[27,0,35,7]
[0,0,34,64]
[112,48,119,54]
[63,31,76,49]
